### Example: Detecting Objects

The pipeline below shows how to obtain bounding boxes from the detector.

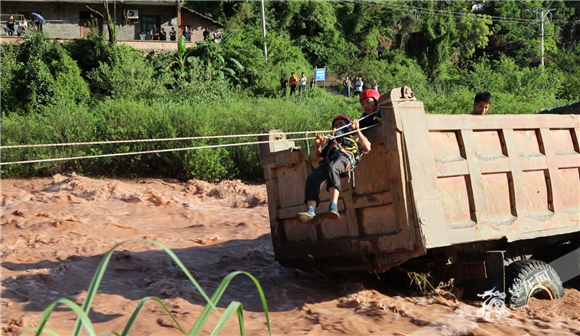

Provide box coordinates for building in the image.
[1,0,223,49]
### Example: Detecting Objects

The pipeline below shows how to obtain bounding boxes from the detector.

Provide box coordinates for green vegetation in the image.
[18,239,271,336]
[2,1,580,180]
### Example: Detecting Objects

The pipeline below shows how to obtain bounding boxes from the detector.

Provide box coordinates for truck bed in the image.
[259,87,580,273]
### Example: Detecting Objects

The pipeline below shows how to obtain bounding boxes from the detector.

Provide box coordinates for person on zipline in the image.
[297,115,371,225]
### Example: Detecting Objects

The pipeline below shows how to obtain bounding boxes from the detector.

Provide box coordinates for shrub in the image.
[1,32,90,114]
[552,45,580,101]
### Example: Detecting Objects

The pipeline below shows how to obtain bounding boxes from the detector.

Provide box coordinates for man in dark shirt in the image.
[183,26,192,41]
[5,15,15,36]
[280,74,288,98]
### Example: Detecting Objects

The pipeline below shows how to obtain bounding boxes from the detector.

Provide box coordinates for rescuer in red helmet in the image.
[297,114,371,225]
[358,88,382,129]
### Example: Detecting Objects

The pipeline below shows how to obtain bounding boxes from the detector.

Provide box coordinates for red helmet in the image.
[360,89,380,102]
[332,114,351,125]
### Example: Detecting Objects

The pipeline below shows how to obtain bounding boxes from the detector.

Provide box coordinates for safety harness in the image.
[320,129,362,187]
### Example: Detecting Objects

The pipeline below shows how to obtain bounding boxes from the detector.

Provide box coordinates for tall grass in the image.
[18,239,271,336]
[1,88,360,180]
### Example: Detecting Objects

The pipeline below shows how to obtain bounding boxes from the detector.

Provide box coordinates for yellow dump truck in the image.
[259,87,580,307]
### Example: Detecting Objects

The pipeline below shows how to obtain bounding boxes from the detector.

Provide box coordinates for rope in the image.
[0,137,316,166]
[328,99,410,139]
[0,130,330,149]
[327,124,380,141]
[1,98,409,166]
[2,99,412,150]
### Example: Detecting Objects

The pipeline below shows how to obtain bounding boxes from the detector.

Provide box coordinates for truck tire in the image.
[505,259,564,308]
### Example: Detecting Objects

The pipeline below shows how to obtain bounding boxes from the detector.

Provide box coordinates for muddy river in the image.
[2,175,579,335]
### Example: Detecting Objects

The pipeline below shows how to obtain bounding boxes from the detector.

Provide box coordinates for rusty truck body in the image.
[259,87,580,306]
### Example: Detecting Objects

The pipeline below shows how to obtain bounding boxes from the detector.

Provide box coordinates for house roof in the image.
[7,0,178,5]
[181,6,223,27]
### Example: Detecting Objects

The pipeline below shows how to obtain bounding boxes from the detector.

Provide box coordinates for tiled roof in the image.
[181,6,223,27]
[8,0,177,4]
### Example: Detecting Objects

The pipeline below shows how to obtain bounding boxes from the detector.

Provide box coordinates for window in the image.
[140,16,160,36]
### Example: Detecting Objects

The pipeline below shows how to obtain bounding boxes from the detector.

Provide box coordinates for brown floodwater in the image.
[1,175,579,336]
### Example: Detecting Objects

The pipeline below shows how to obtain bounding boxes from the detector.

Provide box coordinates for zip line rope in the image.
[0,130,330,149]
[0,123,381,166]
[1,99,403,166]
[1,99,407,150]
[0,138,315,166]
[327,98,408,137]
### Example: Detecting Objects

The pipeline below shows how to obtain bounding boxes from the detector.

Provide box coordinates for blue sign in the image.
[315,68,326,81]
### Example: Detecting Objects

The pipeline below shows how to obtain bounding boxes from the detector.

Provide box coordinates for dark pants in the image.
[290,84,297,96]
[280,86,287,97]
[299,84,306,95]
[304,155,349,207]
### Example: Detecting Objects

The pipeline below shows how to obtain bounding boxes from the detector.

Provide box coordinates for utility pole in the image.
[261,0,268,62]
[538,8,556,67]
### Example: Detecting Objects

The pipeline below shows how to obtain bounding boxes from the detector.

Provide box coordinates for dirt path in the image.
[2,175,579,336]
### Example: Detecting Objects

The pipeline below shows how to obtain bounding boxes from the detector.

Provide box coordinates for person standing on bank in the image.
[471,92,493,115]
[371,79,379,92]
[297,115,371,225]
[159,28,167,40]
[354,76,363,97]
[299,72,307,96]
[343,76,352,97]
[280,74,288,98]
[289,72,298,96]
[169,27,176,41]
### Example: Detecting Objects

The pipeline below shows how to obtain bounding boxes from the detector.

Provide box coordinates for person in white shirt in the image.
[354,76,364,97]
[17,18,28,36]
[299,72,308,96]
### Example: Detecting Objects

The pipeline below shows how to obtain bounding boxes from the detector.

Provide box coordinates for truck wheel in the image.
[505,259,564,308]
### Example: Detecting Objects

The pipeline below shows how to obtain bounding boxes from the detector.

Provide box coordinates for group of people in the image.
[342,76,379,98]
[4,15,32,36]
[139,27,172,41]
[182,26,221,42]
[280,72,314,98]
[296,89,493,225]
[139,26,221,42]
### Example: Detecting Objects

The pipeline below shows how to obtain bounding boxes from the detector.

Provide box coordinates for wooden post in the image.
[177,0,182,29]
